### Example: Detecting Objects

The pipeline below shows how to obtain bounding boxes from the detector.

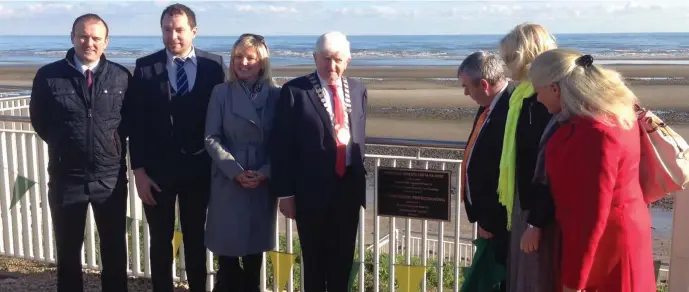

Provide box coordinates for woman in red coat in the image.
[528,49,656,292]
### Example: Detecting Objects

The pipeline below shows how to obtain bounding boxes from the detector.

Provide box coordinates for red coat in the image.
[545,116,656,292]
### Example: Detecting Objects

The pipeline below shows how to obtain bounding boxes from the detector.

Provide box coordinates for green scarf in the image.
[498,81,535,230]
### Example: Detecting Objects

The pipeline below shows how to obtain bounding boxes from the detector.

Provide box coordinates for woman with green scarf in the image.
[498,23,559,292]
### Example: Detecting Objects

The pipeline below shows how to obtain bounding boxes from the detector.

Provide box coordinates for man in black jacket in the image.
[127,4,225,292]
[29,14,131,292]
[457,52,513,291]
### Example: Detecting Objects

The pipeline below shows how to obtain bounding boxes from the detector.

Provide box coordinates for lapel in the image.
[151,50,171,100]
[192,48,209,93]
[346,81,360,140]
[230,82,265,124]
[474,82,514,144]
[305,71,352,137]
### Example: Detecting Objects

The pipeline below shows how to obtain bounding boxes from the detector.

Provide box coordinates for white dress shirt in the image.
[166,47,198,92]
[464,82,508,204]
[73,56,99,75]
[317,73,352,166]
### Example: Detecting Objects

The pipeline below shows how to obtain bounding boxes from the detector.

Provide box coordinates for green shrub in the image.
[260,235,461,291]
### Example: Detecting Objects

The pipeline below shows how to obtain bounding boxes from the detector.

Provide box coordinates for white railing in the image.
[375,228,474,265]
[0,96,30,130]
[0,94,477,291]
[399,234,475,265]
[0,94,672,290]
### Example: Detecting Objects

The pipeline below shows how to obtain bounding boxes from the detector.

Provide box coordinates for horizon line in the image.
[1,31,689,37]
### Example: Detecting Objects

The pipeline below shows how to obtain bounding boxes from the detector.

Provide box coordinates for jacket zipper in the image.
[81,71,94,176]
[66,59,95,178]
[529,101,533,125]
[113,130,120,156]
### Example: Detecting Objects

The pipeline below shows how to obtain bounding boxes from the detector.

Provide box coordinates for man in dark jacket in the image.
[127,4,225,292]
[29,13,132,292]
[271,31,367,292]
[457,51,513,291]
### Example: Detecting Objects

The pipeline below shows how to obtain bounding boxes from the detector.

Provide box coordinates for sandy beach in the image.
[3,63,689,139]
[1,63,687,268]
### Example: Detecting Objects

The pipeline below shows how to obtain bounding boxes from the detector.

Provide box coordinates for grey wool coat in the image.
[204,81,280,257]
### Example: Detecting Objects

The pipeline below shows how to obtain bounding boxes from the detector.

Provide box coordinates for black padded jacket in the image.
[29,48,132,181]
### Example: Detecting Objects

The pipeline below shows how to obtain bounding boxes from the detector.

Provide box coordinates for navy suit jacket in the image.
[270,72,368,212]
[127,48,225,187]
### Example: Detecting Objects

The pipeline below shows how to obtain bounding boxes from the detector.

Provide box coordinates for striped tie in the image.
[174,57,189,95]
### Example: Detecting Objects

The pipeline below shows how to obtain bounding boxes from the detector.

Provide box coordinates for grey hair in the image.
[314,31,351,57]
[457,51,506,85]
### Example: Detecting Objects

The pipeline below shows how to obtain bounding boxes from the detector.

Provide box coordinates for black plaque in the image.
[376,167,451,221]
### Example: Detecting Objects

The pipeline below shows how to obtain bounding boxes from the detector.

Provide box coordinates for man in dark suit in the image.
[271,31,368,292]
[127,4,225,292]
[457,51,514,281]
[29,14,131,292]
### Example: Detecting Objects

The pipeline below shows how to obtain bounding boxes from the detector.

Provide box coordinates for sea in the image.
[1,33,689,67]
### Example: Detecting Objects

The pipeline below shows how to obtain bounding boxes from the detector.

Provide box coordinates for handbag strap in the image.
[634,103,643,112]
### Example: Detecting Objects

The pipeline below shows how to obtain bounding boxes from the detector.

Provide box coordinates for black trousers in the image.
[212,254,263,292]
[49,175,129,292]
[295,168,361,292]
[143,165,210,292]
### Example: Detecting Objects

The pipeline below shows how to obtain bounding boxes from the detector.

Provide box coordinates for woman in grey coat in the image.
[204,33,279,292]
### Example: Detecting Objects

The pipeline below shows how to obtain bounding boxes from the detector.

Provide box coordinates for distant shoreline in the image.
[4,33,688,68]
[2,63,689,86]
[3,59,689,67]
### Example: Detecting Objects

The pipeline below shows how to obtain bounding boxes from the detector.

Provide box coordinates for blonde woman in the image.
[204,33,280,292]
[529,49,655,292]
[498,23,558,292]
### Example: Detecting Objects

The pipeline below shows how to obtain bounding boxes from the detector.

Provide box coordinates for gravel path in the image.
[0,256,190,292]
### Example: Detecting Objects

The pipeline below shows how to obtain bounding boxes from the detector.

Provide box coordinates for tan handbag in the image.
[636,104,689,203]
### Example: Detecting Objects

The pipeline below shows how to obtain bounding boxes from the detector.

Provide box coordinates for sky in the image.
[0,0,688,36]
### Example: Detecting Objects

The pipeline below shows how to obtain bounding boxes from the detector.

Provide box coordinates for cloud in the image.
[444,3,526,19]
[29,3,75,13]
[1,0,688,36]
[0,4,13,18]
[481,4,518,15]
[370,5,397,16]
[232,4,299,14]
[330,5,417,19]
[110,2,130,8]
[603,1,666,14]
[153,0,171,7]
[3,2,79,17]
[442,1,683,21]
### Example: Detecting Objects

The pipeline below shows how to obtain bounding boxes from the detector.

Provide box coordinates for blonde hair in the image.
[528,48,638,129]
[499,23,557,81]
[227,34,276,86]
